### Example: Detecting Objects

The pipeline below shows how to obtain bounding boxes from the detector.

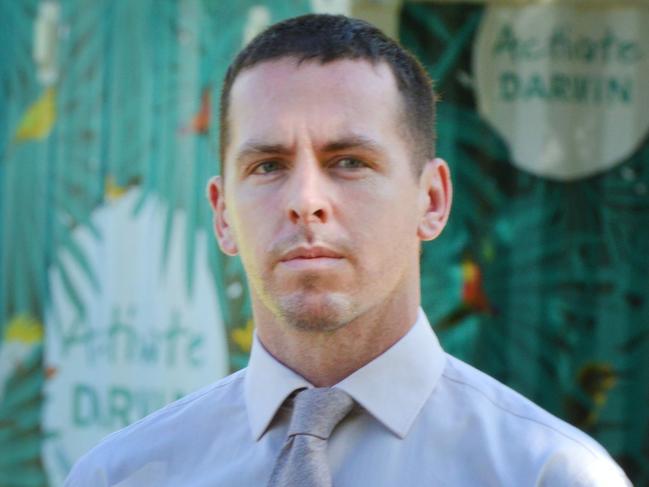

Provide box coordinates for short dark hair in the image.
[219,14,436,176]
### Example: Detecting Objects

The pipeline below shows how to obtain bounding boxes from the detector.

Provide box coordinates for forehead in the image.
[231,56,397,95]
[226,58,404,159]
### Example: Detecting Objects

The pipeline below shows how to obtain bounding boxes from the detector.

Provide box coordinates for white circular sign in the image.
[474,5,649,180]
[44,189,229,485]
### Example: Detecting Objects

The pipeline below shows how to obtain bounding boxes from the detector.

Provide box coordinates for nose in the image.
[286,156,331,225]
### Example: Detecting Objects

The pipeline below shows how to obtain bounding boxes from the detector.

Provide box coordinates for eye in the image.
[334,157,366,169]
[252,160,282,174]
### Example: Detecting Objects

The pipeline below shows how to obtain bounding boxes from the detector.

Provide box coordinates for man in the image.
[66,14,630,486]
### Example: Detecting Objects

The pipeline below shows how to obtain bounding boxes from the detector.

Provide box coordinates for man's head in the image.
[209,14,451,336]
[219,14,437,176]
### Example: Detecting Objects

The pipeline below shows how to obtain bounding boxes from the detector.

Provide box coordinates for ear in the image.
[206,176,239,256]
[417,158,452,241]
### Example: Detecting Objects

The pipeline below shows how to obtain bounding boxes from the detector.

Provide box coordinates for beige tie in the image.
[267,387,354,487]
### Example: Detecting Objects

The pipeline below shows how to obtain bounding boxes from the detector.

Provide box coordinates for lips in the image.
[279,246,343,262]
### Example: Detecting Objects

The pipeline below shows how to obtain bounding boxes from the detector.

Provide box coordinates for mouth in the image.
[279,246,344,269]
[280,246,343,261]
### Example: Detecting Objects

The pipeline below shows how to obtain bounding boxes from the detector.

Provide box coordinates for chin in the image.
[276,292,356,333]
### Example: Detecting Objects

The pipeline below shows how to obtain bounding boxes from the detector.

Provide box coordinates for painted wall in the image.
[1,1,647,485]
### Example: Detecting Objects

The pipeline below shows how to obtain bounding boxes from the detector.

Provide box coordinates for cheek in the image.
[347,193,419,265]
[231,184,278,229]
[345,183,417,234]
[228,199,274,268]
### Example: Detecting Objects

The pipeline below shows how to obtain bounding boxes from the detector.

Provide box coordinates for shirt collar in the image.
[244,307,446,441]
[244,335,313,441]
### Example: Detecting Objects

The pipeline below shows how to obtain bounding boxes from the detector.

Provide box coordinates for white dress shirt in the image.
[66,308,630,486]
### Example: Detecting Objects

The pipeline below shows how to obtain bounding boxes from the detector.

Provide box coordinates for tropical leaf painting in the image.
[0,317,46,487]
[1,1,315,484]
[402,4,649,485]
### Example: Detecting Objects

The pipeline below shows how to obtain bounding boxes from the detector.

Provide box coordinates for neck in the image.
[253,284,420,387]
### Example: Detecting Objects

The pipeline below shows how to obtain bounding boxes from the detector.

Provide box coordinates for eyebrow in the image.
[235,142,291,165]
[320,135,384,154]
[234,134,385,166]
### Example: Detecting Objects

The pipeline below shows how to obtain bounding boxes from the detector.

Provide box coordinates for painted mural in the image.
[0,1,648,485]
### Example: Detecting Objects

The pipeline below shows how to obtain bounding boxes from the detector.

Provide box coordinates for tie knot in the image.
[288,387,354,440]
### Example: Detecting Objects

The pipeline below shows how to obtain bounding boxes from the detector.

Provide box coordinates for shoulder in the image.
[65,369,248,486]
[440,355,599,453]
[437,355,630,485]
[98,367,247,444]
